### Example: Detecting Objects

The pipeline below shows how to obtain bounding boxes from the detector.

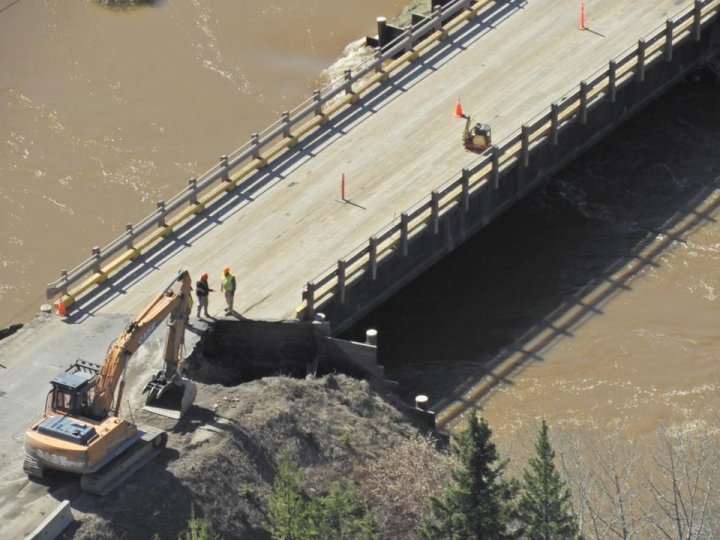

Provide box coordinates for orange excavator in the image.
[23,270,197,495]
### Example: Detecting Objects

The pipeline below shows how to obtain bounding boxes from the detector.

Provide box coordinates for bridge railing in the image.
[47,0,499,304]
[299,0,720,319]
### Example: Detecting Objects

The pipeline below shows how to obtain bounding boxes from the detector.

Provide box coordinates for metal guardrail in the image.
[47,0,496,305]
[298,0,720,319]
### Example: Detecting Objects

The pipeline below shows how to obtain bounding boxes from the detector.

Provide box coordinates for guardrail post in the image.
[220,155,229,182]
[344,70,354,96]
[282,111,291,138]
[521,125,530,169]
[637,40,646,83]
[664,19,673,62]
[461,169,470,211]
[60,270,68,296]
[433,5,443,33]
[400,212,409,256]
[492,146,500,189]
[188,177,198,205]
[608,60,617,103]
[304,282,315,320]
[368,236,378,280]
[251,133,261,160]
[374,48,385,74]
[431,191,441,235]
[125,224,134,250]
[403,29,416,58]
[313,90,323,116]
[92,247,101,274]
[693,0,702,41]
[550,102,560,145]
[337,259,346,304]
[157,201,167,227]
[580,81,589,125]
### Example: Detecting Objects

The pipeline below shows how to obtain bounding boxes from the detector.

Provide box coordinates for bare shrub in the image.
[354,434,457,539]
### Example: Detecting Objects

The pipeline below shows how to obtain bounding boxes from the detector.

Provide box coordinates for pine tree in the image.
[420,412,516,539]
[310,481,379,540]
[181,504,221,540]
[516,420,580,539]
[267,456,312,540]
[267,458,379,540]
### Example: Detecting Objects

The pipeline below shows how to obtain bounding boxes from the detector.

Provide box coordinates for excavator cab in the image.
[462,116,492,152]
[45,361,99,417]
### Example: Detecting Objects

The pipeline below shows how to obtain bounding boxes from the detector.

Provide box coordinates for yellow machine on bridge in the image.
[23,270,197,495]
[462,116,492,152]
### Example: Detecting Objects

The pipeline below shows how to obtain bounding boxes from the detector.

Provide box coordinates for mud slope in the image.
[67,375,453,539]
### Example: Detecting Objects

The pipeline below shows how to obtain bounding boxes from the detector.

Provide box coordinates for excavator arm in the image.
[89,270,193,419]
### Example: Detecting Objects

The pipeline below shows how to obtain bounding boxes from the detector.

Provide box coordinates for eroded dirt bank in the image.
[66,375,453,539]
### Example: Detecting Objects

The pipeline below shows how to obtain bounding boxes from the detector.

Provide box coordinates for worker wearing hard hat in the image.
[195,272,213,318]
[220,266,237,315]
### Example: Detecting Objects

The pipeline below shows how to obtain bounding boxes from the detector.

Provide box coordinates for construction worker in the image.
[195,272,213,318]
[220,266,236,315]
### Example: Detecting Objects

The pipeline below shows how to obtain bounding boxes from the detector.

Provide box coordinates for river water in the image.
[0,0,407,326]
[2,0,719,489]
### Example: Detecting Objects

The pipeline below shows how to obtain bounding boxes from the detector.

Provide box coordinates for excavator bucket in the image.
[143,375,197,419]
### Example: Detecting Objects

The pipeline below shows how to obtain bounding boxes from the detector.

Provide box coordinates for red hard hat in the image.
[200,272,208,281]
[222,266,230,274]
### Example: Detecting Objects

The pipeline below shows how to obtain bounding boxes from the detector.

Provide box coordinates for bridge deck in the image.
[91,0,686,321]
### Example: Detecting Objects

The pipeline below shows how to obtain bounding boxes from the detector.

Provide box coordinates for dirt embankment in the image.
[67,375,455,539]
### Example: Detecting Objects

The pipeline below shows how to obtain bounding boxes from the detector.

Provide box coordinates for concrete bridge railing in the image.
[46,0,498,309]
[297,0,720,326]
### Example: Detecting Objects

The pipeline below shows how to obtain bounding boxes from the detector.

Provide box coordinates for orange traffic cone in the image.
[579,1,585,30]
[55,300,67,317]
[454,97,464,118]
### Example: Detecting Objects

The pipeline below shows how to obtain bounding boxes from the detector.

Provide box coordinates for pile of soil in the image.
[66,375,454,539]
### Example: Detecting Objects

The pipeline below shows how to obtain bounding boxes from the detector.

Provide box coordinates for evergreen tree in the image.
[420,412,516,539]
[267,458,378,540]
[179,504,220,540]
[516,420,580,539]
[267,456,312,540]
[310,481,379,540]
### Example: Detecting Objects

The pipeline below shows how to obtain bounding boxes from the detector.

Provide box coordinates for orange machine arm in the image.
[89,270,192,419]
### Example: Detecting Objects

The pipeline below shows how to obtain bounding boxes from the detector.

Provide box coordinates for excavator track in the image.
[80,426,167,496]
[23,455,45,480]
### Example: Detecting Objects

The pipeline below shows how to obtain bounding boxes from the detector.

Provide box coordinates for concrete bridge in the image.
[1,0,720,535]
[38,0,720,332]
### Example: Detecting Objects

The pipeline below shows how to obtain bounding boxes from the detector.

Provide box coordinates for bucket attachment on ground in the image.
[143,373,197,419]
